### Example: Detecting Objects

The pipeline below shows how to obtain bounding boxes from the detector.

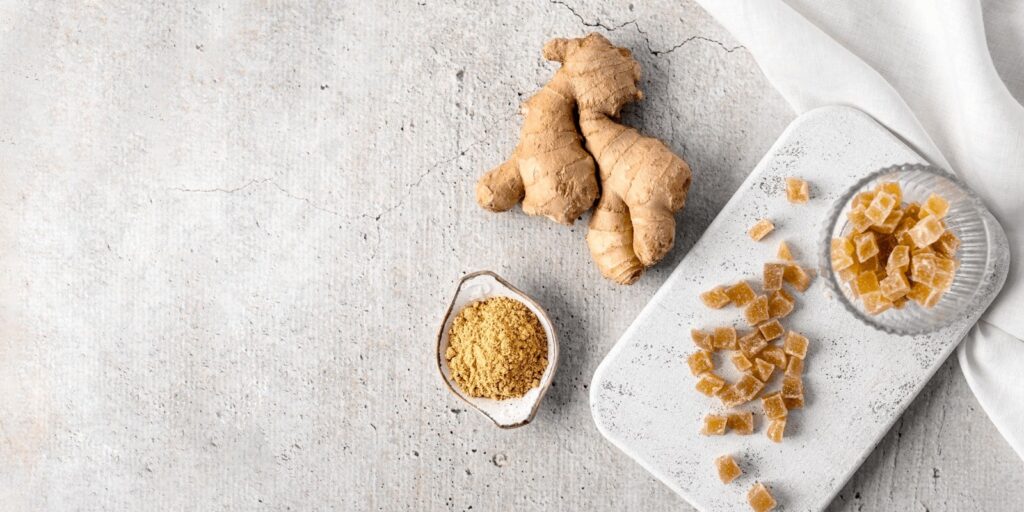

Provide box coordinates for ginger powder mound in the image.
[445,297,548,400]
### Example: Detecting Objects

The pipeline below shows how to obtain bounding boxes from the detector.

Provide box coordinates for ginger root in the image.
[477,33,691,284]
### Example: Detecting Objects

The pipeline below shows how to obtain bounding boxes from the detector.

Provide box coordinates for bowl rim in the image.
[434,270,560,429]
[818,163,988,335]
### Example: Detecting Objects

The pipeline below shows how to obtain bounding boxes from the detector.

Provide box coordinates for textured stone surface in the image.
[0,1,1020,510]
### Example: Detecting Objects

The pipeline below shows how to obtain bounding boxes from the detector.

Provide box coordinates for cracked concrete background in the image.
[1,1,1021,510]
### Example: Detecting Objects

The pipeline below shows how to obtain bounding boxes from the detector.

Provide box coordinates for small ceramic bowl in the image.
[819,163,1010,335]
[435,271,559,428]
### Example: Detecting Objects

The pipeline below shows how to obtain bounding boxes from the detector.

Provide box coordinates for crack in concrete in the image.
[547,0,745,56]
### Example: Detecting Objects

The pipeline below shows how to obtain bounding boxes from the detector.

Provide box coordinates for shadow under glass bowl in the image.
[818,163,1010,336]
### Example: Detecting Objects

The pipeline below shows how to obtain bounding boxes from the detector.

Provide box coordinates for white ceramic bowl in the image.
[435,271,559,428]
[819,163,1010,335]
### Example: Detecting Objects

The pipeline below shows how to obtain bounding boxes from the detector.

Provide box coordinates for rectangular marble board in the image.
[590,107,975,511]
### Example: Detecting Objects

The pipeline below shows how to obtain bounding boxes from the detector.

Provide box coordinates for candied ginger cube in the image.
[766,419,787,444]
[718,385,746,408]
[905,202,921,219]
[748,482,777,512]
[761,391,787,419]
[744,295,770,325]
[785,177,810,204]
[854,231,879,262]
[759,345,788,369]
[726,281,757,306]
[758,320,785,341]
[768,289,795,319]
[781,375,803,399]
[713,326,738,350]
[752,358,774,382]
[687,350,714,376]
[777,241,794,261]
[873,207,903,234]
[731,352,754,372]
[852,191,875,210]
[837,265,859,284]
[748,218,775,241]
[785,356,803,377]
[715,454,743,484]
[739,331,768,358]
[922,193,949,218]
[701,413,728,435]
[735,373,765,400]
[727,412,754,435]
[908,282,942,308]
[862,291,894,315]
[911,253,938,285]
[876,181,902,204]
[847,207,874,233]
[763,263,786,291]
[700,286,731,309]
[855,271,880,295]
[909,215,944,247]
[691,328,714,351]
[865,191,898,225]
[887,244,910,272]
[783,263,812,292]
[696,372,727,396]
[934,230,960,258]
[783,331,809,359]
[831,237,856,271]
[880,271,910,301]
[783,395,805,410]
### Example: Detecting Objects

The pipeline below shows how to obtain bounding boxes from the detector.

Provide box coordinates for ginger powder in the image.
[445,297,548,400]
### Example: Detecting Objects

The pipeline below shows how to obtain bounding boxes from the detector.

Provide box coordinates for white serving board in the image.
[590,107,981,511]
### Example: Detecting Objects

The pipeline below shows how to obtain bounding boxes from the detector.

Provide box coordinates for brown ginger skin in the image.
[476,56,598,225]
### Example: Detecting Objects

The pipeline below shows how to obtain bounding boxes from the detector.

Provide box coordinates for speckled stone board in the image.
[590,106,985,511]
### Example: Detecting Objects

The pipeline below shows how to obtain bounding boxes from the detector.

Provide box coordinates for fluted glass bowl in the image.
[819,164,1009,335]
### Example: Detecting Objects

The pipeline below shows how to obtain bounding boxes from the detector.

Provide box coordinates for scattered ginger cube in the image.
[762,392,787,419]
[713,326,738,350]
[701,414,728,435]
[763,263,786,291]
[758,319,785,341]
[748,482,777,512]
[785,356,803,377]
[727,412,754,435]
[782,331,808,359]
[768,289,795,319]
[759,345,788,369]
[734,373,765,400]
[687,350,714,376]
[785,177,809,204]
[739,331,768,359]
[766,418,787,444]
[718,385,746,408]
[783,263,812,292]
[726,281,757,306]
[715,454,743,484]
[696,372,727,396]
[744,295,770,325]
[783,395,805,410]
[752,358,774,382]
[691,328,714,351]
[731,352,753,372]
[781,375,803,399]
[700,286,731,309]
[777,241,794,261]
[748,219,775,241]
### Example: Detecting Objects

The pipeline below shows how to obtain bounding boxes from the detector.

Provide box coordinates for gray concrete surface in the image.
[1,1,1021,510]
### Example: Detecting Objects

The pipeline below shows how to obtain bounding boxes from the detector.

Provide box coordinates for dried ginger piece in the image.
[748,219,775,241]
[727,411,754,435]
[739,331,768,359]
[716,454,743,484]
[783,263,812,292]
[726,281,757,306]
[759,345,788,369]
[785,177,809,204]
[700,286,731,309]
[691,328,714,351]
[752,358,774,382]
[758,319,784,341]
[748,482,777,512]
[909,215,944,247]
[763,263,786,291]
[785,356,803,377]
[766,418,787,443]
[696,372,726,396]
[782,331,808,359]
[714,326,739,350]
[777,241,794,261]
[761,391,788,419]
[734,373,765,401]
[744,296,770,325]
[731,352,754,372]
[687,350,714,376]
[701,413,728,435]
[768,289,795,319]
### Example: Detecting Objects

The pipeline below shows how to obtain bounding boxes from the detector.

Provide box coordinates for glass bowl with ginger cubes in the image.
[820,164,1006,335]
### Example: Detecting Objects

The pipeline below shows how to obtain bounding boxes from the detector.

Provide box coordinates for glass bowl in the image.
[819,163,1009,335]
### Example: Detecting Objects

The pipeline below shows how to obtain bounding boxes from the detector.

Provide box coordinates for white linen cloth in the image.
[693,0,1024,458]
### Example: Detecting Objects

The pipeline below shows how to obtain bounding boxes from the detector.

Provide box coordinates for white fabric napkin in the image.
[692,0,1024,458]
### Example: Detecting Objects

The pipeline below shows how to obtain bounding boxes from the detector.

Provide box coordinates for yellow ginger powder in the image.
[445,297,548,400]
